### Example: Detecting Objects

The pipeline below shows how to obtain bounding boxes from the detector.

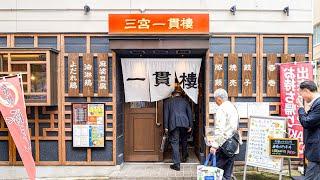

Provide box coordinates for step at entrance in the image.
[109,163,199,179]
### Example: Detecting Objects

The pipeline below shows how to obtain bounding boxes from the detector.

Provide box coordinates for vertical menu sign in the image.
[72,103,105,147]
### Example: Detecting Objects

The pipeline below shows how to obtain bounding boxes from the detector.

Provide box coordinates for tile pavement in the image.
[109,163,199,179]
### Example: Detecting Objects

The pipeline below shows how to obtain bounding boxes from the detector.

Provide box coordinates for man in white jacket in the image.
[210,88,239,180]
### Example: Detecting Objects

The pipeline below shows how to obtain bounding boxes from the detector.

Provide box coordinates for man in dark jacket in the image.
[164,90,193,171]
[296,80,320,180]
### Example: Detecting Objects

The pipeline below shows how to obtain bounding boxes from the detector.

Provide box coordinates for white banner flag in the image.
[121,58,150,102]
[148,59,176,102]
[176,58,202,104]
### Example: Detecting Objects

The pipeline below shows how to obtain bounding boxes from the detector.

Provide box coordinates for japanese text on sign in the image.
[151,71,198,89]
[280,62,314,158]
[125,17,194,30]
[98,61,108,90]
[109,14,209,34]
[69,61,78,89]
[73,103,105,148]
[270,138,299,158]
[246,116,286,172]
[83,63,93,87]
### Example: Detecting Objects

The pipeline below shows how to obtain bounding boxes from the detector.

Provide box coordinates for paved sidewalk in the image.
[0,163,199,180]
[109,163,199,179]
[0,164,303,179]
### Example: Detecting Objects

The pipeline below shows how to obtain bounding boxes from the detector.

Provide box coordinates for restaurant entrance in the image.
[114,48,207,162]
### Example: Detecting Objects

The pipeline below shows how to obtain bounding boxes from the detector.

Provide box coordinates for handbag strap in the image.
[231,103,240,130]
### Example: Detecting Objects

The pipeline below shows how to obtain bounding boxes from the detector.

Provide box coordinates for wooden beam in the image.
[242,54,253,96]
[228,53,238,96]
[213,54,224,91]
[266,54,278,97]
[82,53,94,96]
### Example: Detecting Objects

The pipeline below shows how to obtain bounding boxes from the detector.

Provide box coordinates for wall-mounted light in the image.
[84,5,90,15]
[230,5,236,15]
[140,8,146,13]
[283,6,289,16]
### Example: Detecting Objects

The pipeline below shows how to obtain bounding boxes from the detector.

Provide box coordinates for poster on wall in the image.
[280,62,313,158]
[72,103,105,148]
[245,116,286,172]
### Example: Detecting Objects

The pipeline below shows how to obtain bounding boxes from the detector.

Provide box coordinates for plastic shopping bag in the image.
[197,153,224,180]
[160,132,168,152]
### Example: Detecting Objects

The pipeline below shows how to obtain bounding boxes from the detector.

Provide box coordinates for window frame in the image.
[0,48,58,106]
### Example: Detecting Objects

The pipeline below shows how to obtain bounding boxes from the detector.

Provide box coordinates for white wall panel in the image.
[1,0,310,10]
[18,21,107,33]
[0,0,313,34]
[15,0,132,9]
[211,21,311,34]
[0,22,17,32]
[314,0,320,25]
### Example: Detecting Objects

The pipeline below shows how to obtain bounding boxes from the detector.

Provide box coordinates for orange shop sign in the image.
[108,14,209,34]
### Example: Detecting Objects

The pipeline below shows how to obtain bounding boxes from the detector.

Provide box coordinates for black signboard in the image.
[270,138,299,158]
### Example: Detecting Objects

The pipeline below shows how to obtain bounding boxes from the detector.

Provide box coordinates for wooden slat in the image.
[97,54,108,96]
[281,54,291,63]
[83,54,94,96]
[35,107,40,163]
[266,54,278,97]
[205,51,211,156]
[242,54,253,96]
[213,54,224,91]
[112,51,117,165]
[228,53,238,97]
[68,54,79,96]
[295,54,306,62]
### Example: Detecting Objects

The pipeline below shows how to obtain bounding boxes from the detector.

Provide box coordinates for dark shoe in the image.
[170,164,180,171]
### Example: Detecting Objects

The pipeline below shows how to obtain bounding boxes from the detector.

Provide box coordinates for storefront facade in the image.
[314,0,320,87]
[314,0,320,61]
[0,0,313,167]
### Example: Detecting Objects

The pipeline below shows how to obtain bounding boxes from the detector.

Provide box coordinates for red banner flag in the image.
[280,62,314,158]
[0,75,36,179]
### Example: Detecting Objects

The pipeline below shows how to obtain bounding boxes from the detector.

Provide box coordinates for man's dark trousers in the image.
[216,149,235,180]
[170,127,188,165]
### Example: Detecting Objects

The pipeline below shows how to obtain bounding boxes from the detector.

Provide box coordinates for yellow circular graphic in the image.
[0,82,19,108]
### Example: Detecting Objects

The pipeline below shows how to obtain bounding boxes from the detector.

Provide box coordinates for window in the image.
[263,38,284,53]
[31,64,47,92]
[65,37,86,53]
[0,37,6,47]
[314,24,320,46]
[90,37,109,53]
[15,37,34,47]
[0,54,8,72]
[210,37,231,53]
[235,37,256,53]
[288,37,308,54]
[38,37,57,49]
[10,54,47,100]
[0,50,58,105]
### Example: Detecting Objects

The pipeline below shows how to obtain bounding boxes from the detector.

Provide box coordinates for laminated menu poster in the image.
[245,116,286,172]
[72,103,105,147]
[204,126,215,146]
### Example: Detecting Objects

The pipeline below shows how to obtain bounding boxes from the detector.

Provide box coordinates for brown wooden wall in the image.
[0,33,313,166]
[0,34,117,165]
[206,34,313,165]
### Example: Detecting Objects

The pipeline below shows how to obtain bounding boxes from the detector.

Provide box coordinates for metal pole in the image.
[288,158,292,178]
[243,164,247,180]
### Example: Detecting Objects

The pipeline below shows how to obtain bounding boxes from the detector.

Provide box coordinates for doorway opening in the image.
[116,49,207,163]
[163,77,202,164]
